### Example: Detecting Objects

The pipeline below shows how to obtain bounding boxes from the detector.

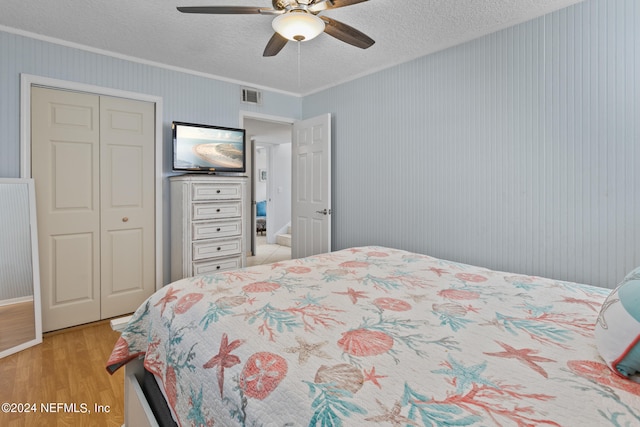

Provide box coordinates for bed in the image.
[107,246,640,426]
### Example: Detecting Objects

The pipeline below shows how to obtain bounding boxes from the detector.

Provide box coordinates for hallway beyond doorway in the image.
[246,235,291,266]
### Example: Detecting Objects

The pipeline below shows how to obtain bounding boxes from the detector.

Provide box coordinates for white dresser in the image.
[170,175,247,281]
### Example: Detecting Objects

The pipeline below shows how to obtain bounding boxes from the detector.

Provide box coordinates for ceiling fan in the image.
[177,0,375,57]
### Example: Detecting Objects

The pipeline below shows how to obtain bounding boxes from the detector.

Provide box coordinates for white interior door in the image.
[291,113,331,259]
[32,87,101,331]
[100,96,155,318]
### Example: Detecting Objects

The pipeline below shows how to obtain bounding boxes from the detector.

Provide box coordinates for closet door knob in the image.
[122,217,129,222]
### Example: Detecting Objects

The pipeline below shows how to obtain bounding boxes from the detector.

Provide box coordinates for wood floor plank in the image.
[0,321,124,426]
[0,301,36,352]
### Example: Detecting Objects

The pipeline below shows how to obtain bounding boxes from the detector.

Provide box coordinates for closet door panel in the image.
[51,141,94,210]
[105,229,143,294]
[32,87,101,332]
[100,96,155,318]
[51,233,94,303]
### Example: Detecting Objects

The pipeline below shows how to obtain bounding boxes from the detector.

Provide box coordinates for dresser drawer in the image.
[192,201,241,221]
[192,238,241,261]
[192,219,242,240]
[192,182,242,201]
[192,256,242,275]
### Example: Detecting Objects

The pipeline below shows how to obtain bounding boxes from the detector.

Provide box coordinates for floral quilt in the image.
[107,246,640,426]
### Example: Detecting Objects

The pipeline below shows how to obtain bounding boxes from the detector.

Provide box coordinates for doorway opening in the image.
[241,113,293,266]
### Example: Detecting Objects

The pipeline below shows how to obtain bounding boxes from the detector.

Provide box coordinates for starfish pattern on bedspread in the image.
[107,246,639,427]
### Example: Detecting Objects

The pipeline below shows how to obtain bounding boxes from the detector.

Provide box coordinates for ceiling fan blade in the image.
[309,0,368,12]
[177,6,280,15]
[263,32,289,57]
[320,16,374,49]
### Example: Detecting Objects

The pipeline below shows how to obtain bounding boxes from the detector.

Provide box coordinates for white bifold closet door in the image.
[31,87,155,332]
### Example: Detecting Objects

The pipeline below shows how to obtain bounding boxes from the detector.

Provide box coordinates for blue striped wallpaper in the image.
[303,0,640,288]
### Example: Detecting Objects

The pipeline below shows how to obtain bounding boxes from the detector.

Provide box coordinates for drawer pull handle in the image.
[216,266,221,270]
[216,190,221,194]
[216,209,221,213]
[217,228,221,232]
[217,247,221,251]
[122,217,129,222]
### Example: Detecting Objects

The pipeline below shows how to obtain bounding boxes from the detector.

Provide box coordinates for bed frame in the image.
[112,316,159,427]
[123,358,159,427]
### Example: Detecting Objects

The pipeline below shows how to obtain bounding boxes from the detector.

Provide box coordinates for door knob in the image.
[315,208,331,215]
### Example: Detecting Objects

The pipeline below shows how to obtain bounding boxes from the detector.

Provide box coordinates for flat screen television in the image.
[172,121,246,174]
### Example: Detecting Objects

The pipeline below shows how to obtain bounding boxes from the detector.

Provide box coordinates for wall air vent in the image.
[241,87,262,105]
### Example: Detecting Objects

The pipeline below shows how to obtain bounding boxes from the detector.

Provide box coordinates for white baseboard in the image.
[0,296,33,307]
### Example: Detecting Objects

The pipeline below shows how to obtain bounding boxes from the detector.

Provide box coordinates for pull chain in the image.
[297,41,301,88]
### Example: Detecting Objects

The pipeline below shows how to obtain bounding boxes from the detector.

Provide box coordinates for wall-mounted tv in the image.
[172,121,246,174]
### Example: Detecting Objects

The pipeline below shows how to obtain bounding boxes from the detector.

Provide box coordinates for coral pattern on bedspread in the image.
[107,246,640,426]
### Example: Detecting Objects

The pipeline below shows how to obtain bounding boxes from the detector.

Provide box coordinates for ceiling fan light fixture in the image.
[272,11,325,42]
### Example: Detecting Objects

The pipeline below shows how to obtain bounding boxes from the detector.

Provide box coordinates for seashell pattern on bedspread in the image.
[106,246,640,426]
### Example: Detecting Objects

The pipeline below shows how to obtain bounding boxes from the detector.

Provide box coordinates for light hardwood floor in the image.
[0,320,124,426]
[0,301,36,352]
[246,235,291,266]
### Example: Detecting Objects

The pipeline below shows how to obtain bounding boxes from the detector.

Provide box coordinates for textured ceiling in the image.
[0,0,583,96]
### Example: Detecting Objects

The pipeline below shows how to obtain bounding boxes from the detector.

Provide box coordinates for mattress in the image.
[107,246,640,426]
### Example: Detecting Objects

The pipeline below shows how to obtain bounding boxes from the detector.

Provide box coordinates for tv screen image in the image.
[172,121,246,173]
